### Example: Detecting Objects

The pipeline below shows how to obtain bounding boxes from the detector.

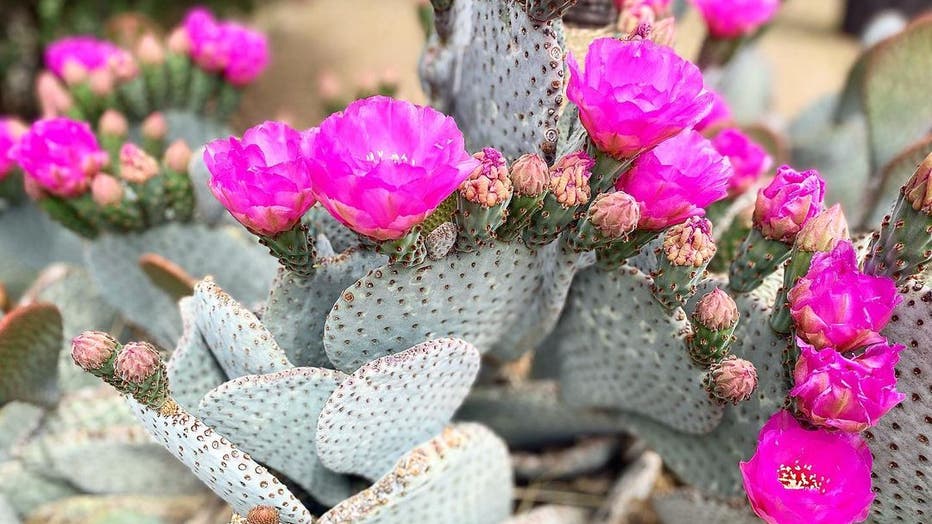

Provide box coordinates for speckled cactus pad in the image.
[198,367,353,506]
[651,489,758,524]
[0,303,62,407]
[166,296,226,413]
[554,265,725,434]
[316,338,480,480]
[318,423,512,524]
[0,459,77,516]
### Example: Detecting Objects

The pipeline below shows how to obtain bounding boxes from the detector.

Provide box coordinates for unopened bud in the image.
[549,150,593,208]
[119,143,160,183]
[5,119,27,140]
[589,191,640,239]
[71,331,119,371]
[114,341,161,384]
[36,72,73,116]
[696,288,739,330]
[99,110,128,137]
[141,112,168,140]
[62,61,89,85]
[246,506,280,524]
[136,34,166,65]
[317,70,341,99]
[904,153,932,214]
[510,153,549,196]
[662,217,716,267]
[459,147,512,207]
[109,52,139,81]
[795,204,849,253]
[89,69,115,96]
[91,174,125,206]
[168,28,191,54]
[164,140,193,172]
[704,355,758,404]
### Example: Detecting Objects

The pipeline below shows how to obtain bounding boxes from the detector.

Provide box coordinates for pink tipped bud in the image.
[36,72,73,117]
[904,152,932,214]
[88,69,115,96]
[119,143,160,183]
[164,140,193,172]
[589,191,640,239]
[91,173,125,206]
[696,288,739,330]
[108,52,139,81]
[795,204,849,253]
[510,153,549,196]
[62,60,89,85]
[99,110,129,137]
[141,112,168,141]
[72,331,119,370]
[550,151,593,208]
[459,147,512,207]
[705,355,758,404]
[246,506,280,524]
[357,70,379,93]
[5,119,28,140]
[317,70,341,99]
[136,34,166,65]
[114,341,161,384]
[662,216,716,267]
[22,177,46,200]
[167,28,191,54]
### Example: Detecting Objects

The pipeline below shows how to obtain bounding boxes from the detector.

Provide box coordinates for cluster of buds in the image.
[523,151,594,247]
[455,148,514,251]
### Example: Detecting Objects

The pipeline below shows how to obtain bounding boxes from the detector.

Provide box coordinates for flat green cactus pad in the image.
[318,423,512,524]
[0,303,62,407]
[187,150,232,226]
[126,399,313,523]
[192,279,293,378]
[198,367,353,506]
[324,241,582,372]
[554,265,725,434]
[263,249,385,368]
[0,496,14,523]
[864,135,932,228]
[868,282,932,523]
[43,386,135,434]
[651,489,758,524]
[504,505,589,524]
[0,402,44,461]
[166,297,226,412]
[0,205,83,298]
[0,460,77,517]
[316,338,480,480]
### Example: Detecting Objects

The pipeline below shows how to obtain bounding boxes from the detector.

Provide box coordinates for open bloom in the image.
[792,339,905,432]
[695,89,732,132]
[221,23,269,85]
[753,165,825,243]
[183,8,229,71]
[789,241,900,351]
[11,118,108,197]
[0,118,27,179]
[740,410,874,524]
[692,0,780,39]
[304,96,478,240]
[567,38,711,158]
[614,130,731,229]
[44,36,126,79]
[712,128,773,196]
[205,121,315,236]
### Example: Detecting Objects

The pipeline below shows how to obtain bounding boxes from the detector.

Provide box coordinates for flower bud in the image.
[510,153,549,197]
[459,147,512,207]
[589,191,640,240]
[794,204,849,253]
[141,112,168,141]
[88,69,115,96]
[108,52,139,81]
[662,217,716,267]
[98,110,128,137]
[246,506,280,524]
[136,34,166,65]
[114,341,161,384]
[695,288,739,330]
[71,331,119,371]
[91,173,124,206]
[317,70,341,100]
[164,140,193,173]
[704,355,758,404]
[904,152,932,214]
[36,72,73,117]
[119,143,160,183]
[62,61,89,86]
[549,150,593,208]
[167,28,191,54]
[688,288,739,364]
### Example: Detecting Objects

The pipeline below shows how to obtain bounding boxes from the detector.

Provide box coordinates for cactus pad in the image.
[126,399,313,523]
[0,402,44,461]
[0,303,63,407]
[43,386,136,434]
[0,460,78,516]
[198,367,353,506]
[166,297,226,412]
[555,265,725,434]
[318,423,512,524]
[651,489,758,524]
[316,338,480,480]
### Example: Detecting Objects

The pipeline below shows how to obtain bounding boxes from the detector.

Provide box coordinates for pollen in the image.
[777,461,829,493]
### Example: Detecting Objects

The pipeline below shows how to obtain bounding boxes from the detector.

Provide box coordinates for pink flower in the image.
[566,38,712,158]
[792,339,905,432]
[44,36,126,78]
[614,130,731,230]
[0,118,27,179]
[204,121,315,236]
[183,8,229,71]
[694,89,732,132]
[752,165,825,243]
[711,128,773,196]
[740,410,874,524]
[220,24,269,86]
[304,96,479,241]
[789,241,901,351]
[11,118,108,197]
[692,0,780,39]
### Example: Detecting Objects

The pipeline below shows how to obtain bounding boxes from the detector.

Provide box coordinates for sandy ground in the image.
[237,0,862,129]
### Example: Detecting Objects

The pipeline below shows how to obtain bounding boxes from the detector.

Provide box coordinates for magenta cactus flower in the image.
[566,38,712,159]
[0,118,27,179]
[204,121,316,236]
[788,240,901,351]
[740,410,874,524]
[792,339,905,432]
[711,128,773,196]
[691,0,781,39]
[44,36,126,79]
[11,118,108,197]
[695,90,732,132]
[614,130,731,230]
[752,165,826,243]
[220,23,269,85]
[304,96,479,241]
[183,8,229,71]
